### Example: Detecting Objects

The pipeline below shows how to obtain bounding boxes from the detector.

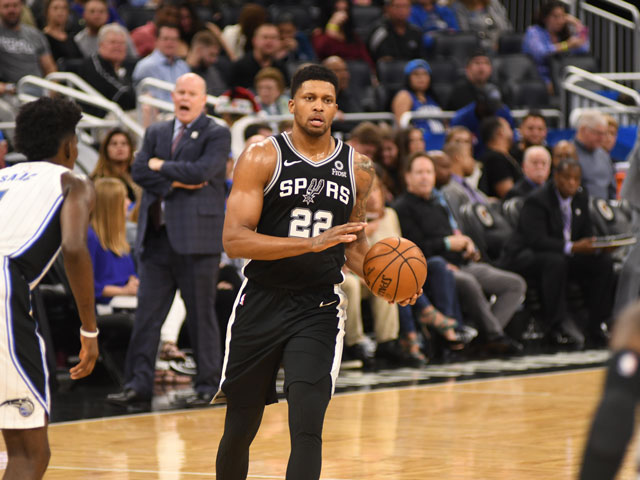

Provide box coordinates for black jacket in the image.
[78,54,137,117]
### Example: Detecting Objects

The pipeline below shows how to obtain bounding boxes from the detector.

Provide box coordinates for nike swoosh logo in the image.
[284,160,302,166]
[319,300,337,308]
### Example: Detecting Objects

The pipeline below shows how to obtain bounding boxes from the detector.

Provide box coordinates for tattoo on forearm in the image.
[353,155,375,222]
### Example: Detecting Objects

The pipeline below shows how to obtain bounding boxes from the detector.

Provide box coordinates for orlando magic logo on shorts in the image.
[1,398,35,417]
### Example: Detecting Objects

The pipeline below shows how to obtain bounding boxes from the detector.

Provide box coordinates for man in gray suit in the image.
[107,73,230,407]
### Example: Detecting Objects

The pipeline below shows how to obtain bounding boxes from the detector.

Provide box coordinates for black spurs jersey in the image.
[244,132,356,290]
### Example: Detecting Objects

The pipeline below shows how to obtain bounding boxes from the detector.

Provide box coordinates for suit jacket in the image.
[508,180,593,255]
[504,177,538,200]
[131,113,231,255]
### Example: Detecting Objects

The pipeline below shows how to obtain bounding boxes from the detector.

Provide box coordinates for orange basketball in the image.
[363,237,427,303]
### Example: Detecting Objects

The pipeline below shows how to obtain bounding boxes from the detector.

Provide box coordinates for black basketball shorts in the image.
[213,279,347,407]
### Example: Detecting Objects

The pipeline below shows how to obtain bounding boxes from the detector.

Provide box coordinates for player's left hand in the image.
[392,288,423,307]
[70,336,99,380]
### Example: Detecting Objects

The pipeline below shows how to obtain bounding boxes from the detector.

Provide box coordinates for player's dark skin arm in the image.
[223,140,365,260]
[59,172,99,380]
[344,153,421,307]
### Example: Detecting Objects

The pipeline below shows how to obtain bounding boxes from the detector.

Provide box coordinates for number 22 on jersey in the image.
[289,208,334,238]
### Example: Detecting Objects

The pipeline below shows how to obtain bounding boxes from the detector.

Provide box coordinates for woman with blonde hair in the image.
[92,128,141,219]
[89,178,138,305]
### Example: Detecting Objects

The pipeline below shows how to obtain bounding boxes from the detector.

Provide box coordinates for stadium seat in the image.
[433,32,479,60]
[352,5,382,41]
[347,59,372,89]
[498,32,524,55]
[589,197,633,237]
[117,5,155,31]
[504,80,550,108]
[494,54,542,85]
[501,196,525,229]
[268,4,320,33]
[550,54,599,92]
[376,59,407,109]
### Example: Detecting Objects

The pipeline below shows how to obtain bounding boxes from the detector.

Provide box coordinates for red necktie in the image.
[171,124,186,155]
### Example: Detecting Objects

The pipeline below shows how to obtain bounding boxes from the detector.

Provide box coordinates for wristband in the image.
[444,237,451,251]
[560,41,568,51]
[326,23,340,33]
[80,327,99,338]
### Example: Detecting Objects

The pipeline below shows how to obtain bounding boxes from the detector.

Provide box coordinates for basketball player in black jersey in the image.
[1,98,98,479]
[215,65,419,479]
[580,301,640,479]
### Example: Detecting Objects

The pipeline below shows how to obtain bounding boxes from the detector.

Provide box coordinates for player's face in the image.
[289,80,338,138]
[172,74,207,125]
[405,156,435,200]
[63,134,79,168]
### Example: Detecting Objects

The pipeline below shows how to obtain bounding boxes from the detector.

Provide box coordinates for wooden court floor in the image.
[1,368,637,479]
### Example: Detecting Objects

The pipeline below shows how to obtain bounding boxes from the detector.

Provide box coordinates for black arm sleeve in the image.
[579,351,640,480]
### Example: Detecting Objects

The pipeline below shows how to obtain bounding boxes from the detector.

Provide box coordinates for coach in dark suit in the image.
[502,157,614,346]
[108,73,230,407]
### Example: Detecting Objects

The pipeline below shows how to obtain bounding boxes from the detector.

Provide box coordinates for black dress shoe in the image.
[180,392,213,408]
[484,336,524,355]
[106,388,150,406]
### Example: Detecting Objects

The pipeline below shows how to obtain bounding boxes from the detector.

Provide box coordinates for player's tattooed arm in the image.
[345,153,375,278]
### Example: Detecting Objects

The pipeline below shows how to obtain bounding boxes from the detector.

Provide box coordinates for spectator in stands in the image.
[221,2,266,61]
[43,0,82,62]
[132,24,190,103]
[502,157,614,347]
[91,127,141,212]
[573,109,617,200]
[552,139,578,170]
[69,0,122,30]
[450,0,511,52]
[312,0,374,72]
[215,86,260,133]
[450,83,515,152]
[505,145,551,200]
[376,124,403,200]
[78,24,137,116]
[479,116,522,199]
[602,114,622,162]
[186,29,227,97]
[275,11,316,64]
[88,177,138,305]
[443,133,491,206]
[396,126,426,167]
[509,111,550,165]
[446,48,492,111]
[130,0,179,58]
[254,67,289,116]
[446,125,482,187]
[74,0,137,60]
[408,0,459,51]
[522,0,589,93]
[367,0,424,62]
[347,121,382,162]
[322,55,363,114]
[394,151,525,354]
[231,23,288,90]
[0,0,57,90]
[391,59,445,144]
[176,2,203,58]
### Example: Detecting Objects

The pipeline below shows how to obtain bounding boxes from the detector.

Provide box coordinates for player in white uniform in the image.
[0,97,98,480]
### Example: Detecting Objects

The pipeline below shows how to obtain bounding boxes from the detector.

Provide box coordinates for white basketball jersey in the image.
[0,161,69,286]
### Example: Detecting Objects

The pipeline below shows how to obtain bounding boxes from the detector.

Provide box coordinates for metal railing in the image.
[398,108,562,129]
[561,66,640,127]
[17,74,145,140]
[578,0,640,75]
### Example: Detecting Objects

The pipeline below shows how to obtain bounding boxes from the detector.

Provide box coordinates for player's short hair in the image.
[290,64,339,99]
[14,97,82,161]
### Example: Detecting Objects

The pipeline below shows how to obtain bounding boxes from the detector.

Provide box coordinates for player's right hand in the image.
[70,336,99,380]
[310,222,365,253]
